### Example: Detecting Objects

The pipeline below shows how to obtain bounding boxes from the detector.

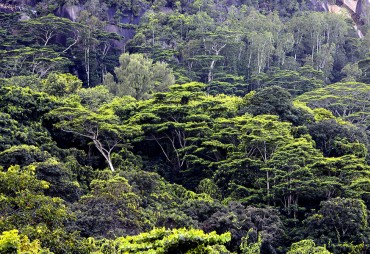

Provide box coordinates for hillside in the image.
[2,0,370,253]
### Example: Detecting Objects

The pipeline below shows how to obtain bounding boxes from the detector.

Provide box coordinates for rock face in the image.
[317,0,369,38]
[55,5,83,22]
[0,3,24,13]
[309,0,328,11]
[318,0,368,13]
[4,0,369,42]
[54,5,146,44]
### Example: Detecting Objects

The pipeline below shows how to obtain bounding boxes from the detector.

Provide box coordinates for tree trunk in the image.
[107,158,115,172]
[93,139,115,171]
[208,60,215,83]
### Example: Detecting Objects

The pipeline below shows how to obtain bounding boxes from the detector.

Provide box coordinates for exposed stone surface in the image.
[3,0,369,42]
[55,5,83,22]
[321,0,368,38]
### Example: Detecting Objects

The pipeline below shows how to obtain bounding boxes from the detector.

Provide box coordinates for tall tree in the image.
[305,197,368,252]
[104,53,175,100]
[297,82,370,126]
[267,136,323,218]
[48,104,140,172]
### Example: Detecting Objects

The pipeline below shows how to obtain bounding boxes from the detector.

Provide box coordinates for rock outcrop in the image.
[3,0,369,44]
[320,0,369,38]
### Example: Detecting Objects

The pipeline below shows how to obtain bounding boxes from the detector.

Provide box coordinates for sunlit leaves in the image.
[297,82,370,125]
[108,228,231,253]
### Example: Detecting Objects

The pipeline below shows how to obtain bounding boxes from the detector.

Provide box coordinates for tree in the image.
[0,164,89,254]
[19,14,81,49]
[30,158,82,202]
[307,119,367,157]
[253,67,324,97]
[246,30,275,74]
[0,145,51,168]
[0,85,59,121]
[267,136,323,218]
[122,169,218,229]
[0,165,70,235]
[77,85,114,110]
[341,63,362,82]
[245,86,293,117]
[104,52,175,100]
[196,178,222,200]
[47,105,141,172]
[238,114,293,203]
[209,112,296,203]
[0,47,71,78]
[0,230,51,254]
[130,82,241,187]
[297,82,370,126]
[201,203,284,253]
[42,72,82,97]
[0,14,84,79]
[97,228,231,253]
[0,12,20,51]
[0,75,42,90]
[305,198,368,247]
[287,239,331,254]
[243,11,284,75]
[72,175,146,238]
[76,10,120,87]
[240,229,262,254]
[288,12,350,79]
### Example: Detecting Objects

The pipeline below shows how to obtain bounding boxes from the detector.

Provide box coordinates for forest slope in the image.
[2,0,370,253]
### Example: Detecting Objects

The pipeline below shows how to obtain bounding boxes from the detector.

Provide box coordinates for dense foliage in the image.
[2,0,370,253]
